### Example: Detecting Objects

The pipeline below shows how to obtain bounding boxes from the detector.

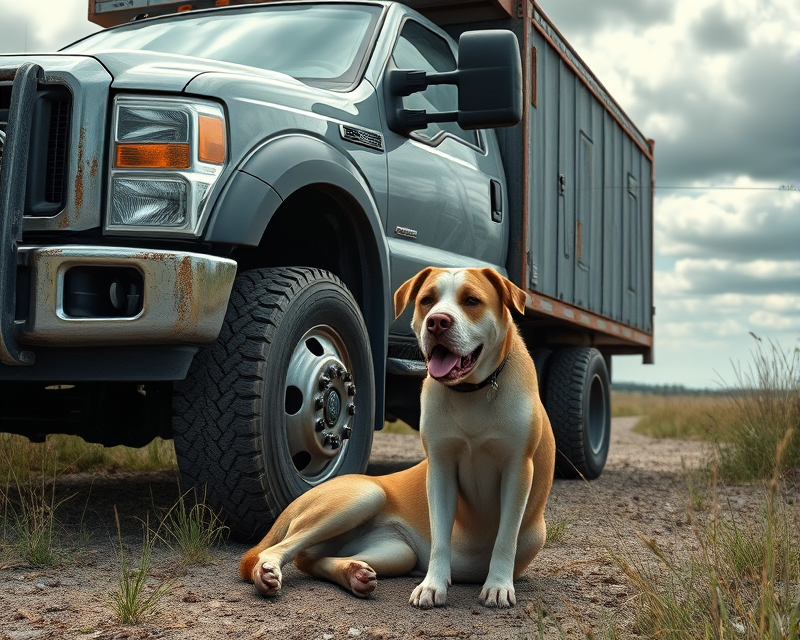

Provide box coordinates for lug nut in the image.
[314,395,324,410]
[319,374,331,389]
[347,404,356,416]
[347,384,356,397]
[315,419,325,432]
[342,426,353,440]
[343,371,353,382]
[328,364,340,378]
[330,435,342,450]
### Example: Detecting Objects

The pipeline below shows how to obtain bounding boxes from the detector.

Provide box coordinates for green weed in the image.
[545,510,577,545]
[0,439,72,567]
[155,489,228,565]
[109,507,173,624]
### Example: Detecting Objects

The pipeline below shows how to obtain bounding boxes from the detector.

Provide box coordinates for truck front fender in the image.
[205,133,387,260]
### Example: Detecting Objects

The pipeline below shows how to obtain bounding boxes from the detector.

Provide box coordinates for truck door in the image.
[382,20,506,335]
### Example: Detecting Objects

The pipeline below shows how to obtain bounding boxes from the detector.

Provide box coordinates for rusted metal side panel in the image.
[526,2,654,349]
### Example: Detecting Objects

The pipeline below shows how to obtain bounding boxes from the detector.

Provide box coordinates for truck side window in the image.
[391,21,480,147]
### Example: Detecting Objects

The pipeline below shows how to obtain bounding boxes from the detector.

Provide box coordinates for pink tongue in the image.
[428,346,461,378]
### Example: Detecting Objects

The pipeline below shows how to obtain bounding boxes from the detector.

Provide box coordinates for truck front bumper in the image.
[14,245,237,349]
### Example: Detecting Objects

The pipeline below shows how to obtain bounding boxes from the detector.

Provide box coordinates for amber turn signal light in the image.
[198,115,226,164]
[115,143,191,169]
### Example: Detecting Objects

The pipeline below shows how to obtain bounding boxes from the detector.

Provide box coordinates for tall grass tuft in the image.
[0,438,71,567]
[109,506,173,624]
[612,432,800,640]
[155,489,228,565]
[716,336,800,483]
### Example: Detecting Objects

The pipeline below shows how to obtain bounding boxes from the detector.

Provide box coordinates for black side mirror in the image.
[386,29,522,135]
[455,30,522,130]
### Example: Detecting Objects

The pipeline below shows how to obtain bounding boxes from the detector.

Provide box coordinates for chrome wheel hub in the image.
[284,325,356,482]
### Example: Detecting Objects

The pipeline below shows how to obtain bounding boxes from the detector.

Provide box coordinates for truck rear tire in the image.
[172,267,374,540]
[544,347,610,479]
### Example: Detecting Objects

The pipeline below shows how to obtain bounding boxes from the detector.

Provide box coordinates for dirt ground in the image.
[0,417,776,639]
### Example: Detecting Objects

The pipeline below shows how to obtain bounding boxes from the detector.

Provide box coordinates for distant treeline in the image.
[611,382,730,396]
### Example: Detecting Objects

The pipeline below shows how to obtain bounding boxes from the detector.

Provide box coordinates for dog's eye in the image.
[419,296,433,306]
[464,296,481,306]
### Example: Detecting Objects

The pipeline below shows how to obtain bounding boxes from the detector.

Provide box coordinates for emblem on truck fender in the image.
[394,226,418,239]
[339,124,383,152]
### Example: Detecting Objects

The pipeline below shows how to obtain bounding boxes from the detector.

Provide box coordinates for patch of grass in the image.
[381,419,417,436]
[0,439,72,567]
[612,434,800,640]
[611,391,652,417]
[546,510,577,545]
[716,336,800,483]
[0,433,177,479]
[622,393,733,441]
[155,489,228,565]
[618,337,799,485]
[109,507,173,624]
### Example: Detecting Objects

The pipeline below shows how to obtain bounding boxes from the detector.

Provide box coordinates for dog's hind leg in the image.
[240,476,387,597]
[295,529,418,598]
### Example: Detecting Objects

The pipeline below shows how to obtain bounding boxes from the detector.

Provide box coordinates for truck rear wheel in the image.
[544,347,610,479]
[172,267,374,540]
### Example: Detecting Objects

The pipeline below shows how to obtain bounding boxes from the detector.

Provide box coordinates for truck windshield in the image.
[64,3,382,88]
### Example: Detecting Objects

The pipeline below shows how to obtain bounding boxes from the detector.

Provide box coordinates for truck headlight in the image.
[106,96,227,237]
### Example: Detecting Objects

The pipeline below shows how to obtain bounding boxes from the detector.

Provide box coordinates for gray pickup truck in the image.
[0,0,654,539]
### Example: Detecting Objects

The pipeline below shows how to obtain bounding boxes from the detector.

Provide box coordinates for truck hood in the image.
[87,50,305,92]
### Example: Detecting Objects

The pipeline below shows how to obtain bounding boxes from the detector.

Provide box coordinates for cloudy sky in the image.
[1,0,798,388]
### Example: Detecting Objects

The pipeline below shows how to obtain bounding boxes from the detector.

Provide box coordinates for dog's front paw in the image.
[479,583,516,608]
[253,560,283,597]
[409,576,449,609]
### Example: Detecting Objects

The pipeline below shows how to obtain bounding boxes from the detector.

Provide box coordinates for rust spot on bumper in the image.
[174,256,194,326]
[74,127,87,211]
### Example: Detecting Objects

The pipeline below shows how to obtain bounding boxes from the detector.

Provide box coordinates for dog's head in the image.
[394,267,527,385]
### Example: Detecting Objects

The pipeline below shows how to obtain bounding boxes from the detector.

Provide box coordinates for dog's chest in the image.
[421,384,534,469]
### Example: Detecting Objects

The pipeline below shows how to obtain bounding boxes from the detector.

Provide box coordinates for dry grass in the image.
[716,337,800,483]
[381,419,418,435]
[614,392,733,441]
[610,434,800,640]
[0,433,177,480]
[615,337,799,484]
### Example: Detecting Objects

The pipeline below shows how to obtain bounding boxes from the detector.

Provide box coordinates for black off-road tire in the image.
[172,267,374,541]
[544,347,610,479]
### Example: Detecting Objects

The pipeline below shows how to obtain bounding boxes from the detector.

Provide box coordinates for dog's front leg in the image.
[479,456,534,608]
[409,457,457,609]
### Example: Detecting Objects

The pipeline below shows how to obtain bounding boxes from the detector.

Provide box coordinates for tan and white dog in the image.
[240,267,555,608]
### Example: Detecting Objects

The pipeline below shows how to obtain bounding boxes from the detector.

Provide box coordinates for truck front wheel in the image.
[544,347,610,479]
[172,267,375,540]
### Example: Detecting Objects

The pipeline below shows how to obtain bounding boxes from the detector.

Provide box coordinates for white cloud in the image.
[655,182,800,260]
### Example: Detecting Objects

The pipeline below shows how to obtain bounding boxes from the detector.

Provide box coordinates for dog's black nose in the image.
[427,313,452,337]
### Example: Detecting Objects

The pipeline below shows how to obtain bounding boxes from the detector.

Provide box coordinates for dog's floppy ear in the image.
[480,268,528,315]
[394,267,435,319]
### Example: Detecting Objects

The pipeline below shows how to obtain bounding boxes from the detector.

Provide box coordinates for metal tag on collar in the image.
[486,376,499,402]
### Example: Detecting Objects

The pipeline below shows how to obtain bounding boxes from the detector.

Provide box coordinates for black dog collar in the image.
[448,351,511,396]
